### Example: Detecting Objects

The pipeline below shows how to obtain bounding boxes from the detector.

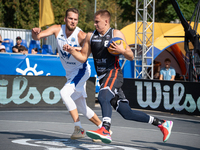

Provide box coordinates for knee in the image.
[110,95,119,110]
[77,105,94,119]
[98,88,114,104]
[60,87,65,98]
[60,87,71,105]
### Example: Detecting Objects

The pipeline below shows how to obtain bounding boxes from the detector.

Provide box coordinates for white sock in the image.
[74,121,82,128]
[148,116,154,124]
[98,122,102,128]
[102,117,111,124]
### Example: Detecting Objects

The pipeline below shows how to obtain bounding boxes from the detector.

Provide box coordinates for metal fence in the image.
[0,27,57,52]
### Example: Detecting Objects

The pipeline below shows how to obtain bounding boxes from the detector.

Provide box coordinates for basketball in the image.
[107,37,126,56]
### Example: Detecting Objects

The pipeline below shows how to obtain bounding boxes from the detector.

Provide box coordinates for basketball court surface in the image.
[0,106,200,150]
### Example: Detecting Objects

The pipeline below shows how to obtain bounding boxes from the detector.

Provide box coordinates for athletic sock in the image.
[74,121,82,128]
[152,117,165,126]
[98,122,102,128]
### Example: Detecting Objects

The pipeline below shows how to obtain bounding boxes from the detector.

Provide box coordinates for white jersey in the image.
[56,25,90,77]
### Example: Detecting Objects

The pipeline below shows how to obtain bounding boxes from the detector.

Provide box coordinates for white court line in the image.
[37,129,152,149]
[0,128,153,150]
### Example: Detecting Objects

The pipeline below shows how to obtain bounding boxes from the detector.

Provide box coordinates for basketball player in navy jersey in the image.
[32,8,102,140]
[65,9,173,144]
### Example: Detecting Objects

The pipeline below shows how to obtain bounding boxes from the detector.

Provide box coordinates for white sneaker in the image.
[70,126,85,139]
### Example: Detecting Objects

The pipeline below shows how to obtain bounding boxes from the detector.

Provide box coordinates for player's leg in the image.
[75,96,114,142]
[75,96,102,128]
[86,69,122,143]
[60,83,84,139]
[110,90,173,142]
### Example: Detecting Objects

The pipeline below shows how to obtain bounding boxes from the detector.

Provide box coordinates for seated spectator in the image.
[18,45,28,55]
[153,60,161,79]
[0,34,9,45]
[0,45,6,53]
[159,58,176,81]
[55,48,59,55]
[31,48,38,54]
[12,36,22,53]
[147,60,161,79]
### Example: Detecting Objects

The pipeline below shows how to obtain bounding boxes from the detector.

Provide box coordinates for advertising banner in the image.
[0,53,135,78]
[122,78,200,115]
[0,54,66,76]
[0,75,95,109]
[1,75,200,115]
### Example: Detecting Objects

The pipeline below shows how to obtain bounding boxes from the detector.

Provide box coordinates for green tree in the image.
[160,0,196,23]
[2,0,39,29]
[0,0,4,27]
[51,0,90,32]
[94,0,130,30]
[51,0,71,25]
[117,0,197,23]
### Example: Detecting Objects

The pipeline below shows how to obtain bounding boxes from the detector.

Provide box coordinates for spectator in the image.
[18,45,28,55]
[159,58,176,81]
[0,34,9,45]
[55,48,59,56]
[0,45,6,53]
[12,36,22,53]
[147,60,161,79]
[31,48,38,54]
[0,34,2,45]
[153,60,161,79]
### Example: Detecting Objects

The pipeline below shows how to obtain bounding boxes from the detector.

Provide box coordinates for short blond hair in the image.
[95,9,111,22]
[65,8,79,17]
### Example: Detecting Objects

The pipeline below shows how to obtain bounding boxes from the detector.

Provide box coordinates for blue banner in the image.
[0,53,136,78]
[0,54,65,76]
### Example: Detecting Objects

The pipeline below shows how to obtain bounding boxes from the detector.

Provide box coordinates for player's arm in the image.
[32,24,61,40]
[72,30,87,51]
[65,33,92,63]
[113,29,134,60]
[78,30,87,47]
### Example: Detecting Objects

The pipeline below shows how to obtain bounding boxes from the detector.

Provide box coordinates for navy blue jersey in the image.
[90,28,120,77]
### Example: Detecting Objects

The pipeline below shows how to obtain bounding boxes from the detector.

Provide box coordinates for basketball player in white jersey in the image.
[32,8,102,139]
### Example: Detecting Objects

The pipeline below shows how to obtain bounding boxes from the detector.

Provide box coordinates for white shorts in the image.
[64,63,91,99]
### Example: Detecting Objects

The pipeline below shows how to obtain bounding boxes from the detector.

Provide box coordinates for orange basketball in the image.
[107,37,126,56]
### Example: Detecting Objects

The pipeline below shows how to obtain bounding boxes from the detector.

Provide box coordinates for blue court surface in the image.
[0,106,200,150]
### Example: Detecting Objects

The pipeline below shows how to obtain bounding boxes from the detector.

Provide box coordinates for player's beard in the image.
[66,24,76,31]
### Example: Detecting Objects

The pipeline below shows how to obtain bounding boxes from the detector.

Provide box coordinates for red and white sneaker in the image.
[92,130,113,142]
[86,127,112,144]
[158,120,173,142]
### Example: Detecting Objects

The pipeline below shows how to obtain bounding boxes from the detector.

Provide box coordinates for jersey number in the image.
[104,40,109,47]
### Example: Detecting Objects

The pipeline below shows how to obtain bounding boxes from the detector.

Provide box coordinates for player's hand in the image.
[32,28,41,40]
[109,41,125,54]
[32,28,41,34]
[63,44,74,54]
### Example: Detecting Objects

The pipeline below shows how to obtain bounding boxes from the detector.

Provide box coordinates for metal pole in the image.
[94,0,96,13]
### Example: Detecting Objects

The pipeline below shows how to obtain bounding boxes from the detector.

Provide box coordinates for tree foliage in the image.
[0,0,130,31]
[1,0,39,28]
[117,0,197,23]
[0,0,198,32]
